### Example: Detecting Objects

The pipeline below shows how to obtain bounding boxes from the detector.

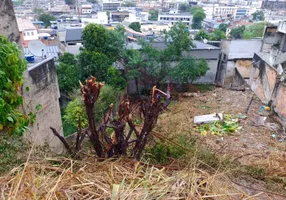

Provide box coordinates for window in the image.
[23,32,26,36]
[31,31,34,36]
[27,32,30,36]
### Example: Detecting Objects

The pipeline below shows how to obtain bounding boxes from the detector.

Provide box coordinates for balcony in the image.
[278,21,286,34]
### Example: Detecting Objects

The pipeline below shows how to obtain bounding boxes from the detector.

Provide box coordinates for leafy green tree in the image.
[243,23,266,39]
[128,22,141,32]
[33,8,44,15]
[56,53,79,95]
[149,9,159,21]
[63,85,121,136]
[252,11,265,21]
[191,8,206,29]
[38,13,56,28]
[172,57,209,84]
[195,30,210,40]
[218,23,228,32]
[0,36,28,134]
[122,1,136,7]
[179,3,190,12]
[230,26,245,39]
[210,29,226,41]
[123,22,207,90]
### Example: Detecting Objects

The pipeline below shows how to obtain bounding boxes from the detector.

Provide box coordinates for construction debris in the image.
[194,113,223,124]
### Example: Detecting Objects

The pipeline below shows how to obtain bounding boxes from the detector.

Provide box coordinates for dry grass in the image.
[0,152,254,200]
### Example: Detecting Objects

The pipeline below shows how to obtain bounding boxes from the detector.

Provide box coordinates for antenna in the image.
[28,40,47,57]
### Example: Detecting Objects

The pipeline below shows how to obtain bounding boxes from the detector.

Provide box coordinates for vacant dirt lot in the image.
[157,87,286,177]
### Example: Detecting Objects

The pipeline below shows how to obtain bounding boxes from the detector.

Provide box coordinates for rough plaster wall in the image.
[224,61,236,86]
[195,60,218,83]
[235,60,259,78]
[265,64,277,95]
[22,58,64,153]
[251,77,267,104]
[273,84,286,126]
[0,0,21,45]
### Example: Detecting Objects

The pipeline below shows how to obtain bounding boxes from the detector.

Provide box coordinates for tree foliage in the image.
[179,3,190,12]
[191,7,206,29]
[38,13,56,28]
[57,24,126,94]
[230,26,245,39]
[0,36,28,134]
[122,1,136,7]
[149,9,159,21]
[122,22,207,90]
[243,23,266,39]
[128,22,141,32]
[218,23,228,32]
[209,29,226,41]
[195,30,210,40]
[172,57,209,84]
[252,10,265,21]
[57,53,79,94]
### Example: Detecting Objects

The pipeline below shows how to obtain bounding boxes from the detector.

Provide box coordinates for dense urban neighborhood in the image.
[0,0,286,199]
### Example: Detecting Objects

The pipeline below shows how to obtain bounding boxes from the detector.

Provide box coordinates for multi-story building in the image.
[261,0,286,10]
[101,0,122,11]
[80,4,92,14]
[233,7,250,20]
[158,13,192,26]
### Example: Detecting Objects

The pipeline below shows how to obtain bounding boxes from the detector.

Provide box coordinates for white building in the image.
[81,4,93,14]
[81,12,108,24]
[102,0,122,11]
[17,18,38,47]
[158,13,192,26]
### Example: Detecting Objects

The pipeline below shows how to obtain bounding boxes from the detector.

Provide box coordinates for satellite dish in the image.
[28,40,47,57]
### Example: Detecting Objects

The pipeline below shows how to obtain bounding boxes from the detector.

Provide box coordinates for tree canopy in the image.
[218,23,229,33]
[57,24,127,95]
[38,13,56,28]
[230,26,245,39]
[122,22,208,91]
[209,29,226,41]
[252,11,265,21]
[179,3,190,12]
[0,36,28,134]
[243,23,266,39]
[191,7,206,29]
[128,22,141,32]
[149,9,159,21]
[195,30,210,41]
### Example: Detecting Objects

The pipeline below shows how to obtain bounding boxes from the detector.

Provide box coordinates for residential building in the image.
[17,18,39,47]
[80,4,93,14]
[233,7,249,20]
[261,0,286,10]
[101,0,122,11]
[158,13,192,26]
[81,12,108,24]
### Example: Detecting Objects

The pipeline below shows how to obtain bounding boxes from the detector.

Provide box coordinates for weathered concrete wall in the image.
[272,83,286,126]
[250,61,277,104]
[195,60,218,83]
[22,58,64,153]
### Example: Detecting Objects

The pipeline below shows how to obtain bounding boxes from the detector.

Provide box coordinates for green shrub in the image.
[63,85,121,136]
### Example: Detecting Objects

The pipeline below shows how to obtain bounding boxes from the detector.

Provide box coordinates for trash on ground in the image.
[194,113,223,124]
[237,113,247,119]
[182,92,200,97]
[254,116,267,126]
[196,114,241,136]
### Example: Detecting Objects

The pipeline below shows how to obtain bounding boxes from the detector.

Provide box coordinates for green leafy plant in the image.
[0,36,28,135]
[128,22,141,32]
